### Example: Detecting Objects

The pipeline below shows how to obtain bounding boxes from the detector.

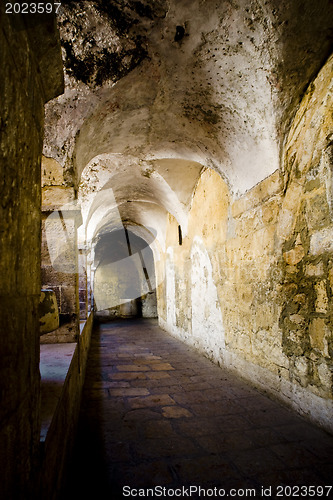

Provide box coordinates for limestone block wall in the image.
[78,249,88,319]
[158,169,230,363]
[0,8,63,499]
[159,55,333,433]
[94,235,158,319]
[277,53,333,421]
[41,156,81,339]
[142,290,158,318]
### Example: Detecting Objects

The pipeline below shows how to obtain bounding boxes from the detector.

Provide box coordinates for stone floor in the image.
[62,319,333,499]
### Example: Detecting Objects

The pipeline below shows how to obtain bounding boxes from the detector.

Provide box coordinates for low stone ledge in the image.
[40,343,77,441]
[39,313,94,499]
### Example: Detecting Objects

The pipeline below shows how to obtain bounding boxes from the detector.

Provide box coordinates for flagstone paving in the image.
[62,319,333,499]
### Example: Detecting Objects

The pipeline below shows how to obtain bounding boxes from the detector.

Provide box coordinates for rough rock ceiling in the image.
[59,0,167,86]
[43,0,333,247]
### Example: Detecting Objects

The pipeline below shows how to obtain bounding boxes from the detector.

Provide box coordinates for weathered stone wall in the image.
[0,8,63,499]
[159,54,333,433]
[94,257,157,319]
[278,53,333,413]
[158,168,230,364]
[93,230,158,319]
[142,290,158,318]
[78,249,88,319]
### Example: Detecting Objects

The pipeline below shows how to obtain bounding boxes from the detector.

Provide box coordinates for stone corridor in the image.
[63,320,333,499]
[2,2,333,497]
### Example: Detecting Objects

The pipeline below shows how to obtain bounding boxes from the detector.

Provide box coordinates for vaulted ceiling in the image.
[43,0,333,251]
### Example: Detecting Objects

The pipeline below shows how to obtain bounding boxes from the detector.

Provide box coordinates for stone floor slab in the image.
[62,319,333,500]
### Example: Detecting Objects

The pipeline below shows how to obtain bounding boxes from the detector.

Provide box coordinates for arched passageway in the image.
[1,1,333,498]
[41,24,333,436]
[93,228,158,320]
[40,2,333,494]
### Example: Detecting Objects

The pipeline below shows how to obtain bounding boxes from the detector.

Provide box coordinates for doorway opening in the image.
[93,228,157,321]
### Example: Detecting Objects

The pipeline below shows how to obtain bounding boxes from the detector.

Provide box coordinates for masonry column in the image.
[41,171,82,342]
[0,7,63,499]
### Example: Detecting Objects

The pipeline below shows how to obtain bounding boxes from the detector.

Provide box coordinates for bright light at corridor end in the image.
[45,197,160,312]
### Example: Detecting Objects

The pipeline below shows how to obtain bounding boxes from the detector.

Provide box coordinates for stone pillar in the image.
[78,245,88,320]
[89,266,96,311]
[41,196,82,342]
[0,6,63,499]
